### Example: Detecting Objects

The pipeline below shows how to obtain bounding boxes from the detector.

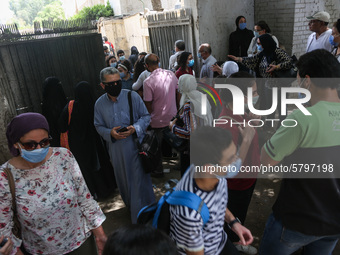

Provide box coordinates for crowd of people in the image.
[0,10,340,255]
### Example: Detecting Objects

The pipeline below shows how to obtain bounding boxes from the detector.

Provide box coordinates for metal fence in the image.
[147,8,196,71]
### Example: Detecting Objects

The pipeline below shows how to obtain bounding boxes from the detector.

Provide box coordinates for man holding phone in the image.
[94,67,155,224]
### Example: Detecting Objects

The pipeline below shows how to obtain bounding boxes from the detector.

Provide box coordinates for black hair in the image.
[220,71,255,103]
[191,126,233,166]
[296,49,340,89]
[139,52,147,56]
[102,225,178,255]
[105,55,116,67]
[117,50,124,56]
[133,56,146,83]
[333,19,340,34]
[119,59,132,72]
[103,36,108,42]
[255,20,271,33]
[175,40,185,51]
[177,52,192,70]
[103,45,108,51]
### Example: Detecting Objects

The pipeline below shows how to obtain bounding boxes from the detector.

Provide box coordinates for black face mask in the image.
[104,80,122,97]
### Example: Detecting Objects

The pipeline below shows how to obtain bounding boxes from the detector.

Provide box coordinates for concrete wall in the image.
[185,0,254,62]
[98,14,151,57]
[110,0,178,16]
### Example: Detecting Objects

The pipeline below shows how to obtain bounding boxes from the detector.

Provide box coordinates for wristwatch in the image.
[228,217,241,229]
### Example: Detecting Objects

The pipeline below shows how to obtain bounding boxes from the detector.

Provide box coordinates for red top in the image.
[105,41,114,51]
[175,67,193,79]
[216,106,260,190]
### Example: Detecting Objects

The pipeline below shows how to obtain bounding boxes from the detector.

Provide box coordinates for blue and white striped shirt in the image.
[169,164,228,255]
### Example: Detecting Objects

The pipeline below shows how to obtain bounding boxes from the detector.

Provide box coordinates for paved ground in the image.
[98,127,340,254]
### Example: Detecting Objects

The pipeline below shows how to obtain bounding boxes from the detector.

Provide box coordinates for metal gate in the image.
[147,8,195,70]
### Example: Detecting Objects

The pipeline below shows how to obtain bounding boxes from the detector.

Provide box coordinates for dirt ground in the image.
[98,128,340,254]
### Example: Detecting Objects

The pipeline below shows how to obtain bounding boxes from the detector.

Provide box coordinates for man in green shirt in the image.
[259,49,340,255]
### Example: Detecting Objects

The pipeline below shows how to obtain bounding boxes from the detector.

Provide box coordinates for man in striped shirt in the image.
[169,126,254,255]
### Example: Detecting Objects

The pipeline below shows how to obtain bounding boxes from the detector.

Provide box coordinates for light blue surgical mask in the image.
[257,44,263,52]
[213,158,242,179]
[329,35,339,47]
[188,59,194,67]
[158,62,161,67]
[19,144,50,163]
[254,31,260,38]
[252,95,259,106]
[110,62,117,68]
[239,23,247,30]
[197,52,202,59]
[119,72,126,78]
[298,78,308,98]
[119,56,125,61]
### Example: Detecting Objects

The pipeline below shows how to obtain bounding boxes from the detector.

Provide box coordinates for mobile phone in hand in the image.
[117,127,128,133]
[0,238,8,248]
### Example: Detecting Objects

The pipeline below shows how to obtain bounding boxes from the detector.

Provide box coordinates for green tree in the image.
[34,1,65,23]
[9,0,55,26]
[71,0,114,21]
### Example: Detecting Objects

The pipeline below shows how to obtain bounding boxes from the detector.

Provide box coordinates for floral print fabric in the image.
[0,147,106,255]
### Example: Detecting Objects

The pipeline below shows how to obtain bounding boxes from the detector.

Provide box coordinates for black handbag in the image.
[128,91,159,173]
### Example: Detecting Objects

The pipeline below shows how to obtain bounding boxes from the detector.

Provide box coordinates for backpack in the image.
[137,189,210,234]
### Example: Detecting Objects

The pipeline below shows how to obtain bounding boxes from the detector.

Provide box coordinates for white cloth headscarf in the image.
[222,61,239,77]
[178,74,213,126]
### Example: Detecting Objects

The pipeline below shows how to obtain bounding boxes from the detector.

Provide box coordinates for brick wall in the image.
[255,0,340,58]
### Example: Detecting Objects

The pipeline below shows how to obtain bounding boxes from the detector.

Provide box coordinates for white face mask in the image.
[244,95,259,109]
[211,158,242,179]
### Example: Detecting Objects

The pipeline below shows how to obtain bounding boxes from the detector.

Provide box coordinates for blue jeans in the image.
[259,213,340,255]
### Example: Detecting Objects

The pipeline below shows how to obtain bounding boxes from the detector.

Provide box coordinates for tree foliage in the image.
[34,1,65,23]
[71,1,114,21]
[9,0,65,26]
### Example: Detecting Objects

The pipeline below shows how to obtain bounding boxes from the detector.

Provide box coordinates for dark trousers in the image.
[224,181,257,242]
[265,87,286,123]
[180,149,190,177]
[220,237,240,255]
[152,127,168,173]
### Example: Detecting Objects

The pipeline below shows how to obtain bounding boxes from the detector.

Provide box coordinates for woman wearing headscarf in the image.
[41,77,67,146]
[175,52,194,79]
[128,46,139,69]
[169,74,213,175]
[229,16,254,58]
[118,60,134,90]
[0,113,106,255]
[59,82,116,199]
[211,61,239,78]
[228,34,293,122]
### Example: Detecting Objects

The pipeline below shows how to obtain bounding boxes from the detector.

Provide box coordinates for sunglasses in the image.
[19,137,52,151]
[102,80,122,87]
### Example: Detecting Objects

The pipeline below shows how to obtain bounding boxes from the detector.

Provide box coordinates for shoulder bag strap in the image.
[4,164,17,214]
[166,190,210,225]
[128,92,141,149]
[68,100,75,125]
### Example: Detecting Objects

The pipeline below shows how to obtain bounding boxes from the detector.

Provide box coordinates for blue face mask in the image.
[158,62,161,68]
[119,72,126,78]
[257,44,263,52]
[254,31,260,38]
[119,56,125,61]
[19,145,50,163]
[110,62,117,68]
[213,157,242,179]
[329,35,339,47]
[188,59,194,67]
[239,23,247,30]
[245,95,259,109]
[197,52,202,59]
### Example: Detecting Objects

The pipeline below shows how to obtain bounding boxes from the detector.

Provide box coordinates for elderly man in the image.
[94,67,155,223]
[143,53,179,176]
[306,11,332,52]
[169,40,186,71]
[198,43,217,79]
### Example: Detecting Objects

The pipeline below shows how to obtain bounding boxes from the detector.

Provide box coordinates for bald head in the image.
[145,53,160,72]
[198,43,212,60]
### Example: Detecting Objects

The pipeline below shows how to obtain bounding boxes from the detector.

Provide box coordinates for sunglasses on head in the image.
[102,80,122,87]
[19,137,52,151]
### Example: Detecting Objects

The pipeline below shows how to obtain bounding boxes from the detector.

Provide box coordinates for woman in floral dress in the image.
[0,112,107,255]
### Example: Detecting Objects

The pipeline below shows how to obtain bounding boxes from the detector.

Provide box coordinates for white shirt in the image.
[132,70,151,91]
[306,29,332,53]
[169,50,184,71]
[199,55,217,79]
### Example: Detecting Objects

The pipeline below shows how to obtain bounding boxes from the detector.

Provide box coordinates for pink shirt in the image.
[143,68,178,128]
